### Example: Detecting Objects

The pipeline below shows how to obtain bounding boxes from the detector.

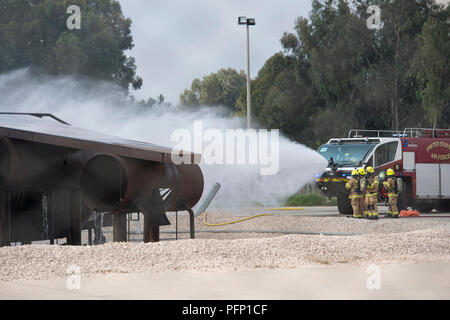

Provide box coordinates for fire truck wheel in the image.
[337,196,353,215]
[436,200,450,212]
[413,202,435,213]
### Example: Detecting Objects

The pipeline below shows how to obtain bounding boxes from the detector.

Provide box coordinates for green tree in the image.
[409,6,450,128]
[180,0,448,148]
[180,68,246,110]
[296,0,378,141]
[235,0,446,146]
[0,0,142,91]
[358,0,439,130]
[236,0,378,145]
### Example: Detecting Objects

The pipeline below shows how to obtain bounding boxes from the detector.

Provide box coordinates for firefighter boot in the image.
[371,197,378,220]
[367,204,374,220]
[385,206,392,218]
[372,199,379,220]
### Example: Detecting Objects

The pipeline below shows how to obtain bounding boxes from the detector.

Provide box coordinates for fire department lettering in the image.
[431,153,450,160]
[426,141,450,160]
[426,141,450,152]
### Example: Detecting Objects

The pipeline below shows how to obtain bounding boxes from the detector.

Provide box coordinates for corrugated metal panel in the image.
[0,114,200,164]
[416,163,440,198]
[441,164,450,197]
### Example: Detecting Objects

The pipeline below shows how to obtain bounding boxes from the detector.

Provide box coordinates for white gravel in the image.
[0,215,449,281]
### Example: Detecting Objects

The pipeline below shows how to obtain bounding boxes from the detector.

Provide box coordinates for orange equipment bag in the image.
[399,210,420,217]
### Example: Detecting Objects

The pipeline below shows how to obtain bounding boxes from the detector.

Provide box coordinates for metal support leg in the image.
[48,192,55,245]
[68,190,81,245]
[185,206,195,239]
[93,212,105,245]
[88,228,92,245]
[113,213,127,242]
[0,193,11,246]
[143,212,160,243]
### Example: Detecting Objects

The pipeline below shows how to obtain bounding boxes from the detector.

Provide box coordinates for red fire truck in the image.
[315,128,450,214]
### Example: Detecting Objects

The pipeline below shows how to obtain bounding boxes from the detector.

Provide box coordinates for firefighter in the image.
[345,169,363,218]
[358,168,366,218]
[364,166,379,220]
[383,168,399,218]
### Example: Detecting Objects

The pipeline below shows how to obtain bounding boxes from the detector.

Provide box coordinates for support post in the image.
[113,213,127,242]
[143,212,160,243]
[88,228,92,245]
[0,193,11,246]
[185,205,195,239]
[68,190,82,245]
[175,211,178,240]
[48,192,55,245]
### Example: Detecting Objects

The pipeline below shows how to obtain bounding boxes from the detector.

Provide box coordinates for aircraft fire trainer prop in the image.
[0,113,204,246]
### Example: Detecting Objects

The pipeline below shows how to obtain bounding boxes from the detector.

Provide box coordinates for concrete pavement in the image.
[1,262,449,300]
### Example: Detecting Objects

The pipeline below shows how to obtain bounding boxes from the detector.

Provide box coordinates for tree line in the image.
[180,0,449,148]
[0,0,142,91]
[0,0,448,149]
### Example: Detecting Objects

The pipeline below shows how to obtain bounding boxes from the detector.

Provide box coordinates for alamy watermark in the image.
[170,121,280,176]
[367,5,382,30]
[66,264,81,290]
[366,264,381,290]
[66,5,81,30]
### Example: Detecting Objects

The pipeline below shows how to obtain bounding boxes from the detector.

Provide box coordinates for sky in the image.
[118,0,312,104]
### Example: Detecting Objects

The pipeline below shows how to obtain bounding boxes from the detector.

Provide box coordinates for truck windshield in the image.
[317,144,375,167]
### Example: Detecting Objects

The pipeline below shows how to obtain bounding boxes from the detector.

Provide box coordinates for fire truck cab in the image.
[315,128,450,214]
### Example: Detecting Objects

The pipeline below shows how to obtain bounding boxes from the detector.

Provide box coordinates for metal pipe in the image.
[194,183,221,217]
[80,155,204,213]
[184,205,195,239]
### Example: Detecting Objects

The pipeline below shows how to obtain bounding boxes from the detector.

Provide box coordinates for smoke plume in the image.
[0,69,327,209]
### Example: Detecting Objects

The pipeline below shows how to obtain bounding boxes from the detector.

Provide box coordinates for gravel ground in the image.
[0,214,449,281]
[160,212,449,238]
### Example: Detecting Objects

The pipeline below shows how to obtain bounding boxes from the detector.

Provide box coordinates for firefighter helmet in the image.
[387,168,395,176]
[351,169,359,177]
[358,168,366,176]
[366,166,375,177]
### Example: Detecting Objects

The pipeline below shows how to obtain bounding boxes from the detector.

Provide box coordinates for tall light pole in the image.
[238,16,255,129]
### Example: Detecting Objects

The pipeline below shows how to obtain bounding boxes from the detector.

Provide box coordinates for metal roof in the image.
[0,113,200,164]
[327,137,400,144]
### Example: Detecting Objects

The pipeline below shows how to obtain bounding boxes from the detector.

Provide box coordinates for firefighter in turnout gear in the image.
[383,168,399,218]
[358,168,367,218]
[345,169,363,218]
[360,167,379,220]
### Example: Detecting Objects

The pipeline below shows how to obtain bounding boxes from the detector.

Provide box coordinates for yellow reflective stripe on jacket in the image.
[366,193,378,197]
[388,193,398,197]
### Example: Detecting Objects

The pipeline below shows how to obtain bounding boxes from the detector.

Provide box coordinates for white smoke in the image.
[0,69,327,209]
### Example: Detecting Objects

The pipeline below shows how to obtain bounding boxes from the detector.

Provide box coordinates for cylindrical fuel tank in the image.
[80,154,204,212]
[0,137,92,191]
